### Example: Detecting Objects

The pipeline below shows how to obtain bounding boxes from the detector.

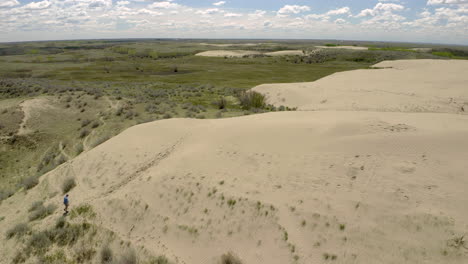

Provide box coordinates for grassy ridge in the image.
[0,39,465,200]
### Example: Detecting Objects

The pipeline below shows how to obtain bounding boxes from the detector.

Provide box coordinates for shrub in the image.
[91,121,100,128]
[79,129,90,138]
[0,189,14,202]
[220,252,242,264]
[28,231,52,253]
[6,223,30,239]
[21,176,39,190]
[91,135,110,148]
[149,256,170,264]
[76,143,84,155]
[214,97,228,109]
[81,119,91,127]
[119,248,137,264]
[29,203,57,221]
[238,91,266,110]
[101,245,113,263]
[62,177,76,194]
[29,201,44,212]
[74,244,96,263]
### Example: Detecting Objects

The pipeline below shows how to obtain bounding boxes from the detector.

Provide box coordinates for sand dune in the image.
[1,59,468,264]
[1,111,468,264]
[195,50,262,57]
[253,59,468,113]
[315,45,369,50]
[196,50,305,57]
[265,50,305,56]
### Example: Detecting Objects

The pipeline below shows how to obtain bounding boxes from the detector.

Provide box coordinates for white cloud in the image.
[356,3,404,17]
[224,12,242,17]
[23,0,52,10]
[427,0,468,5]
[117,1,130,6]
[196,8,222,15]
[326,7,351,16]
[213,1,226,6]
[0,0,20,8]
[277,5,311,16]
[148,1,180,9]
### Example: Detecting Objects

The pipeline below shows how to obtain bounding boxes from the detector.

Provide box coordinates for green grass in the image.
[0,39,464,202]
[369,47,416,52]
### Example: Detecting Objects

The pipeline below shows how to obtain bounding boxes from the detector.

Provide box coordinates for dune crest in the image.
[253,59,468,113]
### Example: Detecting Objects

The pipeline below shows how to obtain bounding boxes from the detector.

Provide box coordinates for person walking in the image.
[63,194,69,213]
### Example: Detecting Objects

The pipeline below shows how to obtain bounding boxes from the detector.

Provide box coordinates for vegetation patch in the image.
[62,177,76,194]
[29,202,57,221]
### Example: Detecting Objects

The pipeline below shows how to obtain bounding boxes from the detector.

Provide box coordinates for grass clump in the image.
[149,255,170,264]
[6,223,30,239]
[70,204,96,219]
[220,252,243,264]
[62,177,76,194]
[29,203,57,221]
[238,91,266,110]
[20,175,39,190]
[0,189,14,202]
[100,245,113,263]
[119,248,137,264]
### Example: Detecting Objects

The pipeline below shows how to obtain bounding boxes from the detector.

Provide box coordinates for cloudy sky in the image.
[0,0,467,44]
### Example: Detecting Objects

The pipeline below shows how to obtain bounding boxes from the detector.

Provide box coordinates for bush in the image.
[214,97,228,109]
[62,177,76,194]
[20,176,39,190]
[101,245,113,263]
[6,223,30,239]
[238,91,266,110]
[29,203,57,221]
[0,189,14,202]
[81,119,91,127]
[74,244,96,263]
[79,129,90,138]
[29,201,44,212]
[149,256,170,264]
[28,231,52,253]
[91,121,100,128]
[220,252,242,264]
[119,248,137,264]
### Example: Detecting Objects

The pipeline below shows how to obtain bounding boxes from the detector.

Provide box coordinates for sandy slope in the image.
[1,59,468,264]
[253,60,468,113]
[315,46,369,50]
[195,50,305,57]
[1,111,468,264]
[265,50,305,56]
[195,50,262,57]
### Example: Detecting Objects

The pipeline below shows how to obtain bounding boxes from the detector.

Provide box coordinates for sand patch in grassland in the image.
[253,59,468,113]
[316,45,369,50]
[195,50,306,57]
[1,111,468,264]
[265,50,305,56]
[195,50,262,57]
[17,97,55,135]
[198,43,272,47]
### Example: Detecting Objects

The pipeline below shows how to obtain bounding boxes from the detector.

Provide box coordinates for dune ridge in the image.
[1,59,468,264]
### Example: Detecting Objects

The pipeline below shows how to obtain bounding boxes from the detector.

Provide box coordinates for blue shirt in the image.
[64,196,69,204]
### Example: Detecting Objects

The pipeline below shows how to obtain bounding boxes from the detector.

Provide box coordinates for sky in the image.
[0,0,467,44]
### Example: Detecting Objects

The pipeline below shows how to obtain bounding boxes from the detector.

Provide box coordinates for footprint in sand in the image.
[394,162,416,174]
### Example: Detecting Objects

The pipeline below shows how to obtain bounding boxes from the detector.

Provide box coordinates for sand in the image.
[1,59,468,264]
[199,43,270,47]
[315,45,369,50]
[196,49,305,57]
[195,50,262,57]
[265,50,305,56]
[253,59,468,113]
